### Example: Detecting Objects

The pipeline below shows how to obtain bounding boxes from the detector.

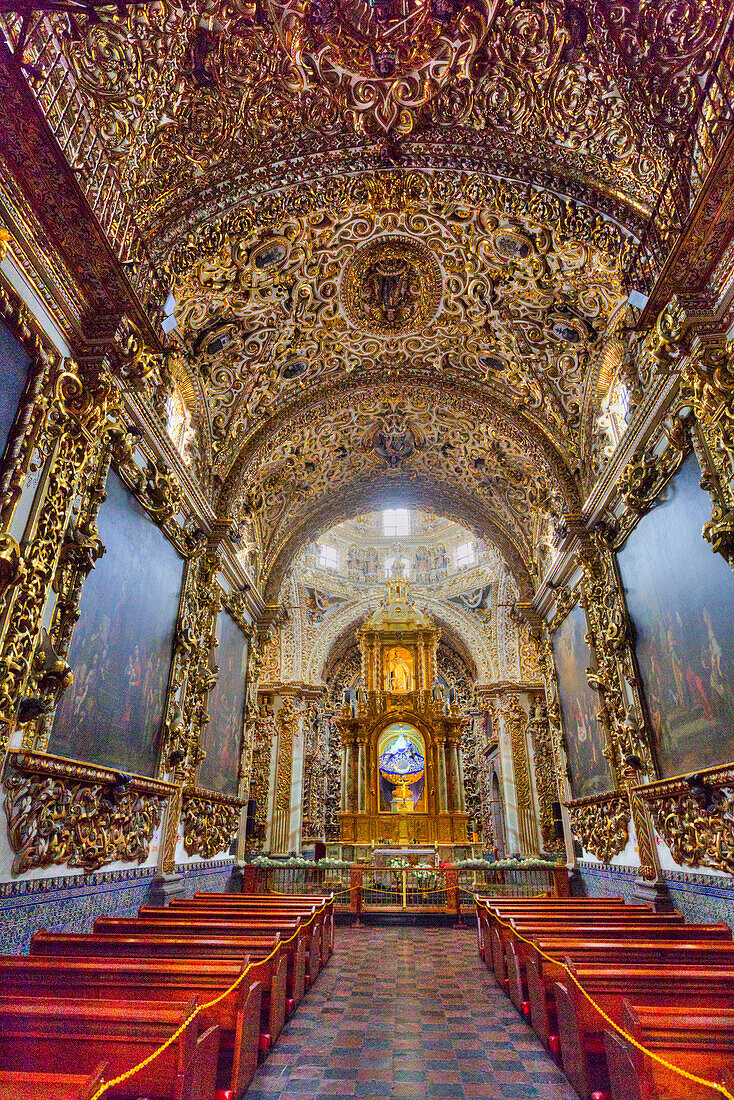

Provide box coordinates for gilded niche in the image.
[341,236,442,336]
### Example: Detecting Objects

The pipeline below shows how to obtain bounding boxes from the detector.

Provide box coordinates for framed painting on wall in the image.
[198,609,249,796]
[0,318,31,470]
[552,601,614,798]
[49,470,183,776]
[617,452,734,778]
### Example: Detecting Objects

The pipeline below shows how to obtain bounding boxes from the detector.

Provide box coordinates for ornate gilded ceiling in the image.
[10,0,729,603]
[53,0,727,241]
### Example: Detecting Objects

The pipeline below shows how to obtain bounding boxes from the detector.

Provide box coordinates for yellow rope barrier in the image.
[475,899,734,1100]
[88,901,328,1100]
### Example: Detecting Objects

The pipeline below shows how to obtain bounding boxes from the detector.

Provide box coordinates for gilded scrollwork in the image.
[637,766,734,876]
[0,359,122,744]
[2,752,174,874]
[181,788,243,859]
[567,792,630,863]
[527,696,564,857]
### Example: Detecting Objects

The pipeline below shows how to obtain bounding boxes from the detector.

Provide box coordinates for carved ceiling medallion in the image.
[270,0,498,132]
[341,235,442,336]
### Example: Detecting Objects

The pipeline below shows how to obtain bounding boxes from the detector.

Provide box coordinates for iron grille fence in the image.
[457,865,555,902]
[256,862,558,911]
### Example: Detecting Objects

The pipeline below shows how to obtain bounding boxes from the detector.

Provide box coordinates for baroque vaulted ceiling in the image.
[22,0,729,601]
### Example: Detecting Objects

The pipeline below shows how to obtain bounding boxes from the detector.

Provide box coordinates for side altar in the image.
[337,581,469,850]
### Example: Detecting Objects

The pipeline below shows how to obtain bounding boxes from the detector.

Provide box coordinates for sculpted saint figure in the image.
[387,651,411,692]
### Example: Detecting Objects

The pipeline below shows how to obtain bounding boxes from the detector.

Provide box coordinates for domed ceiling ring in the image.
[340,235,443,337]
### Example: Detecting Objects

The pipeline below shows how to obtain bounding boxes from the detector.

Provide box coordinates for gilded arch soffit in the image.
[169,171,629,469]
[306,593,497,685]
[255,478,535,606]
[50,0,729,239]
[222,382,579,595]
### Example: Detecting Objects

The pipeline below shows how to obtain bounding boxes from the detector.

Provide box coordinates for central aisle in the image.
[247,926,578,1100]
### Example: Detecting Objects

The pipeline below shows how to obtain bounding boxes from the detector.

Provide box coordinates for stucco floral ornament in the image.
[269,0,499,133]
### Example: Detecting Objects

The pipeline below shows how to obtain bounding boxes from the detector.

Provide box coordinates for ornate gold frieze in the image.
[181,786,244,860]
[567,791,630,863]
[636,765,734,876]
[2,751,174,874]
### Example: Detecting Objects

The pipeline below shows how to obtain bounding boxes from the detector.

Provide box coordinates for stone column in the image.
[340,744,348,811]
[357,740,366,812]
[454,741,467,813]
[437,739,449,813]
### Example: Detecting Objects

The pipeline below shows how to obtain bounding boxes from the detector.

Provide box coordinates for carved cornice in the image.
[634,764,734,876]
[566,791,630,864]
[2,751,175,874]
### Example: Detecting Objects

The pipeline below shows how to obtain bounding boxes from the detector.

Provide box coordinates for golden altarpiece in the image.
[337,581,468,850]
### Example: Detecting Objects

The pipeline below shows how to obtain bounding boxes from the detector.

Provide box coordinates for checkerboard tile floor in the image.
[247,926,577,1100]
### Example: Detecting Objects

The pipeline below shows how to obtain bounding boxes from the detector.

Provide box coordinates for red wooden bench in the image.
[553,962,734,1100]
[92,915,310,1007]
[0,956,261,1099]
[0,1062,106,1100]
[30,928,288,1043]
[0,995,219,1100]
[604,1003,734,1100]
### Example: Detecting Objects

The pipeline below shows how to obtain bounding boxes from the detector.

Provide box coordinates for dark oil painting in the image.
[618,452,734,778]
[0,319,31,468]
[49,470,183,776]
[198,609,248,796]
[553,602,614,798]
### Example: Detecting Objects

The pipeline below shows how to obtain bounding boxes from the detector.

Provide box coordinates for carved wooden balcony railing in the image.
[625,18,734,309]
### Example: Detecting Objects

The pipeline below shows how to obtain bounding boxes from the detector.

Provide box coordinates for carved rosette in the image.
[2,752,174,874]
[638,767,734,876]
[181,788,243,860]
[567,791,630,863]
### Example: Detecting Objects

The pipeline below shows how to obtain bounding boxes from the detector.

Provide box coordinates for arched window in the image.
[165,389,194,461]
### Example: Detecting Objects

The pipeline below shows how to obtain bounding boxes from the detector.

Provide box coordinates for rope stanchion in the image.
[87,901,329,1100]
[474,899,734,1100]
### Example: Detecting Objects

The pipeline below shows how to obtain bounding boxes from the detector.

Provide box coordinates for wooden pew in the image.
[0,1062,106,1100]
[0,956,262,1099]
[553,962,734,1100]
[488,913,686,986]
[511,935,734,1047]
[127,908,322,988]
[474,900,639,970]
[604,1003,734,1100]
[178,894,335,960]
[94,916,308,1007]
[167,898,331,967]
[501,919,731,1008]
[30,929,289,1042]
[0,996,219,1100]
